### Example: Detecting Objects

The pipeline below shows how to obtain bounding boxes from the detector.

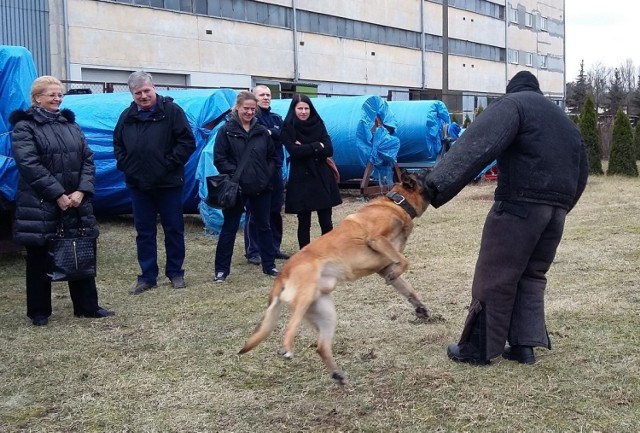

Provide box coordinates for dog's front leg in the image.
[383,274,430,319]
[366,237,408,282]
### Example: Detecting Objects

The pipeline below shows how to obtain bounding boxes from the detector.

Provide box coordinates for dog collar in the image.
[386,191,418,219]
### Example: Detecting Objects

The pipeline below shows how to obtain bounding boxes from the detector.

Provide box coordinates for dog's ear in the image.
[400,170,417,190]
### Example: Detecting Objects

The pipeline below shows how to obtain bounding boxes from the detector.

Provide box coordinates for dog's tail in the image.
[238,284,284,354]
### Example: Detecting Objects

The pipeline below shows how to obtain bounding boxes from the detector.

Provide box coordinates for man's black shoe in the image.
[246,256,261,265]
[446,343,490,365]
[75,308,116,318]
[129,281,156,295]
[275,251,291,260]
[502,344,536,365]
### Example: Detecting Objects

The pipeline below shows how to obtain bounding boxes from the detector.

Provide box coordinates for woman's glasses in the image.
[42,93,64,98]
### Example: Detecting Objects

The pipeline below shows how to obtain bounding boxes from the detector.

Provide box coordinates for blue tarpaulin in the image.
[59,88,238,215]
[0,46,38,202]
[270,95,400,184]
[388,99,455,165]
[1,59,464,235]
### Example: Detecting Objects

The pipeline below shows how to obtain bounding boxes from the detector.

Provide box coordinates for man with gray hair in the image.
[113,71,195,294]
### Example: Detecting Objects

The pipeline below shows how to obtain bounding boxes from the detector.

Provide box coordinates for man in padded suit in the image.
[421,71,589,365]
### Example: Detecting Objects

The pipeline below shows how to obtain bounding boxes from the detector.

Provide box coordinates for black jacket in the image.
[213,113,276,196]
[10,107,98,246]
[113,95,195,191]
[281,117,342,214]
[424,74,588,211]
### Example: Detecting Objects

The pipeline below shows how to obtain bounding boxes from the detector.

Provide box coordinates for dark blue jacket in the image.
[255,106,284,169]
[113,95,195,191]
[213,113,276,196]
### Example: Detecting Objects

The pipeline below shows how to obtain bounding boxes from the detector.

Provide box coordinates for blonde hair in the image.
[233,90,258,112]
[31,75,63,105]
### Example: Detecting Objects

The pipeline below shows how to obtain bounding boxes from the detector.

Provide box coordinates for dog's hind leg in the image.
[278,283,317,360]
[239,297,283,354]
[380,274,430,319]
[305,294,345,385]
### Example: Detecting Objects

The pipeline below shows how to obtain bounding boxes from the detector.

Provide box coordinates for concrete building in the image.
[1,0,566,117]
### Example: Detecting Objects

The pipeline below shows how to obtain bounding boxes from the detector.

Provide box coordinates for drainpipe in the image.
[63,0,70,80]
[504,3,508,91]
[442,0,449,103]
[420,0,425,89]
[292,0,299,83]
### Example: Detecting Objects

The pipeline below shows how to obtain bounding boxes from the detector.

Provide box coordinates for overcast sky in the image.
[564,0,640,80]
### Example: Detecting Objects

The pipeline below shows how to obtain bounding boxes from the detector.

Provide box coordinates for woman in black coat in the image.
[10,75,114,326]
[281,94,342,249]
[212,91,278,282]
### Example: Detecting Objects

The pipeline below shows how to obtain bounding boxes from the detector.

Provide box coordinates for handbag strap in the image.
[231,143,254,182]
[56,207,87,237]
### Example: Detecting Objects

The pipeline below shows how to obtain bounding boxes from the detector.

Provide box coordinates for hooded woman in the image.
[281,94,342,249]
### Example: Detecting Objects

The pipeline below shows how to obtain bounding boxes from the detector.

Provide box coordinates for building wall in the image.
[506,0,565,98]
[52,0,565,104]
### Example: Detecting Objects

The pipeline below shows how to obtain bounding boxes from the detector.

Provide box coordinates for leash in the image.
[385,191,418,219]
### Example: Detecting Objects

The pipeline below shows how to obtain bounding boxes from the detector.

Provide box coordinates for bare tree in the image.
[587,62,611,113]
[619,58,636,112]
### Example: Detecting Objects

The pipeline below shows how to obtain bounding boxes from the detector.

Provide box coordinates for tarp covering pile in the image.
[59,88,237,216]
[1,50,462,235]
[270,95,401,184]
[0,46,37,203]
[388,99,456,165]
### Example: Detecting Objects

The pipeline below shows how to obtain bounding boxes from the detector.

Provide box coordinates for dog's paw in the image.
[277,347,293,359]
[415,305,430,319]
[332,370,347,386]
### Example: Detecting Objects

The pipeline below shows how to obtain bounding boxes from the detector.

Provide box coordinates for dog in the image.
[239,170,432,384]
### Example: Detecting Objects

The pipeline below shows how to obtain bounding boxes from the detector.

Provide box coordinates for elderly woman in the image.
[10,75,114,326]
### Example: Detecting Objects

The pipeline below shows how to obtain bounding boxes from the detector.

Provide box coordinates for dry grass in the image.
[1,170,639,432]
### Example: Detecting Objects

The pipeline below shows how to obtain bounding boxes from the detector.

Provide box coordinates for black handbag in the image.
[206,142,254,210]
[205,174,240,209]
[47,210,97,282]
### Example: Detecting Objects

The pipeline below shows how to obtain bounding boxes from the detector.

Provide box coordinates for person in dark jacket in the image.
[281,94,342,249]
[114,71,196,295]
[10,75,114,326]
[213,91,279,282]
[421,71,589,365]
[243,85,290,266]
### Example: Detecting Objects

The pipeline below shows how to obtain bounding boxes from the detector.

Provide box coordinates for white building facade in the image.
[2,0,566,115]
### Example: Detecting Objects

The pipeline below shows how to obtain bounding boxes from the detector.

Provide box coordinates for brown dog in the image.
[239,170,431,384]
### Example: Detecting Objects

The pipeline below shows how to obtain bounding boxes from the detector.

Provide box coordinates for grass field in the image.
[1,172,639,432]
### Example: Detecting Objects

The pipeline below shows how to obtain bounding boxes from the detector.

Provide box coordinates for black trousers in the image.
[25,245,100,319]
[296,208,333,249]
[458,201,567,360]
[244,173,285,258]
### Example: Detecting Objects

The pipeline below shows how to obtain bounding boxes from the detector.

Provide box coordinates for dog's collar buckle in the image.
[389,192,405,205]
[386,191,417,219]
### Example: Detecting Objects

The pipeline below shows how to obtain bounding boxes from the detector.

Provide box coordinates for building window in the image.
[540,55,548,68]
[509,7,518,23]
[525,12,533,27]
[509,49,519,64]
[525,52,533,66]
[540,16,548,31]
